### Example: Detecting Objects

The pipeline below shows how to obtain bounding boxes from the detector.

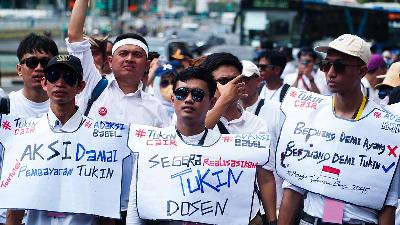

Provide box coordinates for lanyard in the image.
[332,96,367,120]
[176,128,208,146]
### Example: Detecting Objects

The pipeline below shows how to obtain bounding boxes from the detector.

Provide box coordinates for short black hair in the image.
[113,33,148,53]
[173,67,217,98]
[17,33,59,61]
[257,50,287,75]
[297,47,318,60]
[201,52,242,75]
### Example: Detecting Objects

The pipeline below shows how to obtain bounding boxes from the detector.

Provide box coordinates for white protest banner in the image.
[276,88,400,210]
[0,114,130,218]
[129,125,270,225]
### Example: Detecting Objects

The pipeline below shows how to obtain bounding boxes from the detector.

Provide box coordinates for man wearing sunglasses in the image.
[66,1,169,224]
[9,33,59,117]
[257,50,290,103]
[6,55,108,225]
[126,67,220,225]
[284,48,330,95]
[4,33,58,225]
[202,53,278,225]
[278,34,399,225]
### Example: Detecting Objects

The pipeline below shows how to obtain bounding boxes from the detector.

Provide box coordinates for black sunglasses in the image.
[257,64,275,71]
[318,60,363,73]
[174,87,206,102]
[45,70,79,86]
[21,57,50,69]
[300,60,312,66]
[160,79,173,88]
[378,88,392,100]
[216,77,235,85]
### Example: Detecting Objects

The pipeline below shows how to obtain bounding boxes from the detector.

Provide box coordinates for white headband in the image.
[111,38,149,57]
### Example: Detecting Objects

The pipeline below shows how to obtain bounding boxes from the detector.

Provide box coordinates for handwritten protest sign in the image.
[0,114,130,218]
[276,88,400,209]
[129,125,270,225]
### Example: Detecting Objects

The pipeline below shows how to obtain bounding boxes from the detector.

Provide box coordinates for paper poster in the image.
[129,125,270,225]
[0,115,130,218]
[276,88,400,210]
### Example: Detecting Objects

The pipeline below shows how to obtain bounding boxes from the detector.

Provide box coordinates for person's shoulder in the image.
[141,90,165,106]
[283,72,297,84]
[386,103,400,115]
[242,110,267,132]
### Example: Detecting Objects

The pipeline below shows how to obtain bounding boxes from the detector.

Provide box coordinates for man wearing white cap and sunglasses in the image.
[65,0,169,224]
[277,34,399,225]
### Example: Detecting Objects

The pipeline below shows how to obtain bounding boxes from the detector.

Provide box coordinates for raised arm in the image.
[68,0,88,42]
[205,75,245,129]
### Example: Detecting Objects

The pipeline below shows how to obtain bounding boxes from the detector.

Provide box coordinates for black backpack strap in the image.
[217,121,230,134]
[254,99,265,116]
[0,97,10,114]
[84,77,108,116]
[279,83,291,103]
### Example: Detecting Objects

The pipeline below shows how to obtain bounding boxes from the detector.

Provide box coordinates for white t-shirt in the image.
[25,110,97,225]
[9,89,49,118]
[212,106,268,218]
[259,84,286,103]
[66,38,169,224]
[126,127,221,225]
[386,103,400,225]
[284,70,331,96]
[246,99,285,208]
[283,101,399,224]
[2,89,49,224]
[361,77,380,104]
[281,61,296,79]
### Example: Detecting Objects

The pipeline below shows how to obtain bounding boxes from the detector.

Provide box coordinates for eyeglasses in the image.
[241,75,258,82]
[257,64,275,71]
[378,88,392,100]
[160,79,173,88]
[318,60,364,73]
[21,57,50,69]
[300,60,312,66]
[216,77,235,85]
[45,70,79,86]
[174,87,206,102]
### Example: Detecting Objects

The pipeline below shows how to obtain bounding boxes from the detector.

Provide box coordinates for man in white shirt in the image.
[127,67,221,225]
[240,60,286,218]
[201,53,277,225]
[278,34,398,225]
[67,1,169,224]
[6,55,111,225]
[4,33,59,225]
[257,50,290,103]
[284,48,330,95]
[8,33,59,117]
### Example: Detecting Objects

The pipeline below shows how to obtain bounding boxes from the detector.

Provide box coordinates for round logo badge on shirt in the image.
[98,106,107,116]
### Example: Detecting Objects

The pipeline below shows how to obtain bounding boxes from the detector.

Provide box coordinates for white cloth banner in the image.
[0,114,130,218]
[276,88,400,209]
[128,125,270,225]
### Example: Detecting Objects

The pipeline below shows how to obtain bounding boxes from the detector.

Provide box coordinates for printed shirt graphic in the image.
[276,87,400,210]
[128,125,270,225]
[0,114,131,218]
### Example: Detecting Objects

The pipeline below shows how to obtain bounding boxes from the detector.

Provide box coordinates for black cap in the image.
[45,55,83,77]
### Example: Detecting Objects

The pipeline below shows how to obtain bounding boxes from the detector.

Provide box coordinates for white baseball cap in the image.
[241,60,260,77]
[315,34,371,65]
